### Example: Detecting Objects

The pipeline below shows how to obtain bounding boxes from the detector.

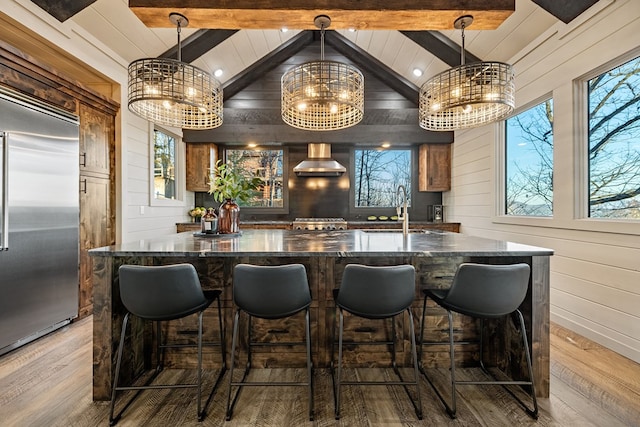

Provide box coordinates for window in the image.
[225,148,285,208]
[152,127,180,202]
[587,55,640,219]
[505,99,554,216]
[353,149,411,207]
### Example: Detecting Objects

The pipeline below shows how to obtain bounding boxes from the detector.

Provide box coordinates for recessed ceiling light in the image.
[381,142,391,148]
[413,68,423,77]
[281,27,288,33]
[348,28,356,32]
[247,143,257,148]
[214,69,223,77]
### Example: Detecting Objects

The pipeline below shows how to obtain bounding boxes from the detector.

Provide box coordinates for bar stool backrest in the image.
[445,263,530,318]
[233,264,311,319]
[337,264,415,319]
[118,264,209,321]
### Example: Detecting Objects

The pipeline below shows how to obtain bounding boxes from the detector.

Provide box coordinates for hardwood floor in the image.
[1,316,638,426]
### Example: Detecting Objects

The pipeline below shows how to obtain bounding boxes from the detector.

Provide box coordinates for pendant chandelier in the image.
[281,15,364,131]
[419,15,514,131]
[127,13,223,130]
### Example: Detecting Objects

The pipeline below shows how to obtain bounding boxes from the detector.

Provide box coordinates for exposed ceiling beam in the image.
[531,0,599,24]
[401,31,481,68]
[159,29,238,62]
[129,0,515,30]
[223,31,314,99]
[30,0,97,22]
[324,31,420,105]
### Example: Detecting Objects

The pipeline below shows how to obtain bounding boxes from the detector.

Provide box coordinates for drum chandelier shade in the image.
[281,15,364,131]
[419,15,514,131]
[127,13,223,130]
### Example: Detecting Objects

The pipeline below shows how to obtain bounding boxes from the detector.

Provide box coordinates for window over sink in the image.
[352,148,412,208]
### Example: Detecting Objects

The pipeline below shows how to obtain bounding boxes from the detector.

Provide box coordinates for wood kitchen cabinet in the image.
[79,174,112,318]
[186,143,218,192]
[79,103,111,176]
[418,143,451,192]
[78,104,115,319]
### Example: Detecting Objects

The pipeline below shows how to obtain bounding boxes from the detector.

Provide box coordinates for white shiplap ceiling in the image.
[70,0,563,89]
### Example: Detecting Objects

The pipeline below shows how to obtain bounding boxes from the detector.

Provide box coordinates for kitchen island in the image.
[89,229,552,400]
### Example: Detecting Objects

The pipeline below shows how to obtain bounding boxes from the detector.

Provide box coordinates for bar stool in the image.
[109,263,226,425]
[226,263,314,421]
[331,264,423,420]
[419,262,538,419]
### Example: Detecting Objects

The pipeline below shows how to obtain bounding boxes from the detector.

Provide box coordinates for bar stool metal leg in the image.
[225,309,242,421]
[305,308,314,421]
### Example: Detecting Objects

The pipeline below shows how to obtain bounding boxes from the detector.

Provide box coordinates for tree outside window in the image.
[354,149,411,207]
[153,129,176,200]
[226,149,284,208]
[588,56,640,219]
[505,99,554,216]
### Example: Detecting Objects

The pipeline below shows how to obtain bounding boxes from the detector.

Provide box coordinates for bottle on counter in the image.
[201,207,218,234]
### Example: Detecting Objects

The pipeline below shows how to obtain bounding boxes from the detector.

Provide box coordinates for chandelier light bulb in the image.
[145,85,160,96]
[185,87,197,98]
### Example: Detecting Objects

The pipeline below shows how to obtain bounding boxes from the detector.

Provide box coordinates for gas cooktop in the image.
[292,218,348,231]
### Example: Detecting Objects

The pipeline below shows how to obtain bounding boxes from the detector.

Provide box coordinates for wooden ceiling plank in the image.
[129,0,515,30]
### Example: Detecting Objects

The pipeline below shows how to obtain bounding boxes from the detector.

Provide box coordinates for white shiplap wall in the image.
[445,0,640,363]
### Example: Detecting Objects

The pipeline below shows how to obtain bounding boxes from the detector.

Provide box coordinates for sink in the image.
[359,229,430,234]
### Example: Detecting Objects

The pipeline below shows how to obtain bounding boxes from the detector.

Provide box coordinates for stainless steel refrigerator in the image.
[0,87,79,356]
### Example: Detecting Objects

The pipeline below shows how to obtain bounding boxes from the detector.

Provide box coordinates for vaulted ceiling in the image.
[27,0,600,145]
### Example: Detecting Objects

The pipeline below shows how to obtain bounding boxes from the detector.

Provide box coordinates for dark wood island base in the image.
[90,230,552,401]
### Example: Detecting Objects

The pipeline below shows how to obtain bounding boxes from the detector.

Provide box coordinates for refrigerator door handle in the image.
[1,131,8,251]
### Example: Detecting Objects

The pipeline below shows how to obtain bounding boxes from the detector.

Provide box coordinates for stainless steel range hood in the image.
[294,143,346,177]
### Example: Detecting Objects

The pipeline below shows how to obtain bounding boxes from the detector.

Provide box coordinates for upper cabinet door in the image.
[186,143,218,192]
[418,144,451,192]
[79,104,113,177]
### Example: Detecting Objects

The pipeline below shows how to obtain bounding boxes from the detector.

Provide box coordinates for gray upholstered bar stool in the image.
[109,263,226,425]
[226,263,314,421]
[419,262,538,419]
[331,264,423,420]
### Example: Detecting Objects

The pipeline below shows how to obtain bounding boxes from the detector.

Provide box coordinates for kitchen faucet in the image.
[396,185,409,236]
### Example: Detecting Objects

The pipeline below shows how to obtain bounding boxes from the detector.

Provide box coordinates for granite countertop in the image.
[89,229,553,258]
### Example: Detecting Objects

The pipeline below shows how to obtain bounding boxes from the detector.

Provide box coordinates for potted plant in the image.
[188,206,207,222]
[208,159,261,233]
